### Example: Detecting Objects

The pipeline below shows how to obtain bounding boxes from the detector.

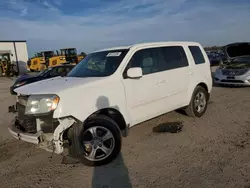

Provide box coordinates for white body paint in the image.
[11,42,212,154]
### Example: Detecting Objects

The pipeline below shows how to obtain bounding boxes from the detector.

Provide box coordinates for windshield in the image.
[43,51,54,58]
[36,53,42,57]
[67,49,76,55]
[61,49,76,55]
[67,49,129,77]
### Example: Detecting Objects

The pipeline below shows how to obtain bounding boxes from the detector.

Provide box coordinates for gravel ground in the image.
[0,69,250,188]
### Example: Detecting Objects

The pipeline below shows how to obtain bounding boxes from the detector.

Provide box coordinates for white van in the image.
[9,42,212,166]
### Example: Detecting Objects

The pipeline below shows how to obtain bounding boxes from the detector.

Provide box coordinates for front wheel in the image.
[185,86,209,117]
[69,115,122,166]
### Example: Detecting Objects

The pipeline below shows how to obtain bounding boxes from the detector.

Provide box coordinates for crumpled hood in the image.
[14,76,105,95]
[224,42,250,59]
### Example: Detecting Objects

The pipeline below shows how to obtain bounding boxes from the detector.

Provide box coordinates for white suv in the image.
[9,42,212,166]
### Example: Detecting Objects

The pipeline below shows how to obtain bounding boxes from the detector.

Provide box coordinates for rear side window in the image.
[189,46,205,64]
[160,46,188,71]
[126,46,188,75]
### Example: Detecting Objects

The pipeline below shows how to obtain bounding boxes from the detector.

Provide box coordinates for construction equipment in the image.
[28,51,54,72]
[27,52,43,72]
[28,48,86,71]
[38,51,55,71]
[45,50,66,68]
[60,48,86,64]
[0,53,17,77]
[78,51,87,62]
[44,48,86,69]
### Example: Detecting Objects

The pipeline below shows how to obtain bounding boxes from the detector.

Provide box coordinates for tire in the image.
[0,67,2,76]
[185,86,209,117]
[68,115,122,166]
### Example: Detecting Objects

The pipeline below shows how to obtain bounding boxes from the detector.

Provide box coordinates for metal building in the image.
[0,40,29,75]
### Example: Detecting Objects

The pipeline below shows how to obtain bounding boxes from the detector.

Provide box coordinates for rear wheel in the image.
[185,86,208,117]
[0,67,2,76]
[69,115,122,166]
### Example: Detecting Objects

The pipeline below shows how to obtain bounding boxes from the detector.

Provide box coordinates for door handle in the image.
[157,80,166,85]
[188,72,193,76]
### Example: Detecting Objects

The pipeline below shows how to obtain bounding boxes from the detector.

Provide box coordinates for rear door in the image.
[157,46,191,109]
[188,46,212,92]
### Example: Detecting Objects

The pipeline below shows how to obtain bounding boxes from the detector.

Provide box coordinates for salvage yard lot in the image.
[0,71,250,188]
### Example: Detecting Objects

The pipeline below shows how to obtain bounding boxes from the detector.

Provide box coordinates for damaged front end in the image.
[8,94,75,154]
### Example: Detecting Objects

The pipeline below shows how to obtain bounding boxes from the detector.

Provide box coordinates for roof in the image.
[0,40,26,43]
[41,50,54,53]
[94,41,201,52]
[60,48,76,50]
[0,50,12,54]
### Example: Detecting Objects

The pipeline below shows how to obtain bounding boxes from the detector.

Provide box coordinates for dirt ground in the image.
[0,69,250,188]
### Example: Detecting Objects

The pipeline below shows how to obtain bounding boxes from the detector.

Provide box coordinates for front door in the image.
[122,47,167,126]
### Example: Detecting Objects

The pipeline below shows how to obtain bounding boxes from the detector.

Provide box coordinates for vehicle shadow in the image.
[92,96,132,188]
[92,153,132,188]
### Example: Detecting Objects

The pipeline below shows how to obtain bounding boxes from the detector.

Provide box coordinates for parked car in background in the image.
[9,42,212,166]
[10,64,75,95]
[207,51,225,66]
[214,42,250,86]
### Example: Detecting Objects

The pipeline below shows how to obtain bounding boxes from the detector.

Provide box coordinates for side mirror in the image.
[127,67,142,79]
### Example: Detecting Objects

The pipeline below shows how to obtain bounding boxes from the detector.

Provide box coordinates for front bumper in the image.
[8,122,41,144]
[214,74,250,86]
[8,113,76,154]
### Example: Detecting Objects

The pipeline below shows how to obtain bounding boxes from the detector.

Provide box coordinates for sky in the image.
[0,0,250,57]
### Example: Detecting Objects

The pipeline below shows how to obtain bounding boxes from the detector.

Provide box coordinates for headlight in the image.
[14,81,27,87]
[25,94,60,115]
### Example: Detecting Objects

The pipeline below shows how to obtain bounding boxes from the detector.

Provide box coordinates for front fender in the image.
[53,80,131,126]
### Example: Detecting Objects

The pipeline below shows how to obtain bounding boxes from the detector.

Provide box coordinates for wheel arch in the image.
[196,82,210,101]
[85,107,129,137]
[187,82,210,104]
[197,82,208,92]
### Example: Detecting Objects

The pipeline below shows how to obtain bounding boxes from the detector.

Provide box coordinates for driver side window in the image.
[126,48,160,75]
